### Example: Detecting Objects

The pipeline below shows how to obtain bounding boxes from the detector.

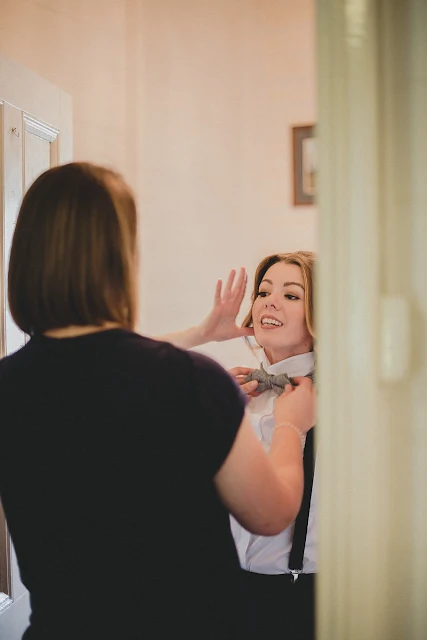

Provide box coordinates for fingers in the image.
[215,267,248,309]
[276,384,294,400]
[224,267,247,303]
[238,327,255,338]
[241,380,259,396]
[213,278,223,306]
[228,366,254,377]
[224,269,237,297]
[234,267,248,305]
[228,367,259,397]
[292,376,313,389]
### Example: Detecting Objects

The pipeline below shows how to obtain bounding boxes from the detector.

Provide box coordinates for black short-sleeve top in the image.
[0,329,246,639]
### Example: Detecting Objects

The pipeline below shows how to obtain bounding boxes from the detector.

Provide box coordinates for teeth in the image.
[261,318,283,327]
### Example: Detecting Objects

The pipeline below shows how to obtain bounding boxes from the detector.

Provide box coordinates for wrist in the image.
[273,421,306,451]
[193,323,210,346]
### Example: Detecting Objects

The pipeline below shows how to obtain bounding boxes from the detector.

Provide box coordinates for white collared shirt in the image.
[230,350,317,575]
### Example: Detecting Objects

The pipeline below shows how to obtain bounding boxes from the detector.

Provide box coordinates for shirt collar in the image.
[261,350,315,377]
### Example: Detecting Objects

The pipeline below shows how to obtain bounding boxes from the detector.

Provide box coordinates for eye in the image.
[257,291,269,298]
[285,293,300,301]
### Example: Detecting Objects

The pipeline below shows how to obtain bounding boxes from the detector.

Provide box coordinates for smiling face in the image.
[251,261,313,364]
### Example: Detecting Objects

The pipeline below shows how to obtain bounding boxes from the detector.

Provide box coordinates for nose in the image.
[265,292,281,309]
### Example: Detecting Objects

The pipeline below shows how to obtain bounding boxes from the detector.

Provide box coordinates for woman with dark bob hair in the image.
[0,163,314,640]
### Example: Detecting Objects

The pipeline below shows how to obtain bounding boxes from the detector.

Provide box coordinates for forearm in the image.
[155,326,208,349]
[268,426,304,520]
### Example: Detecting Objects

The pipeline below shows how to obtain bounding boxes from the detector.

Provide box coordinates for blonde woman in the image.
[169,252,317,640]
[0,164,314,640]
[232,252,316,640]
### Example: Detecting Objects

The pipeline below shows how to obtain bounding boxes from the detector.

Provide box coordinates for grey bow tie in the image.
[245,364,314,394]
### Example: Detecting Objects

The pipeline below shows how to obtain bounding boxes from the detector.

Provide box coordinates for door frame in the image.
[0,50,72,622]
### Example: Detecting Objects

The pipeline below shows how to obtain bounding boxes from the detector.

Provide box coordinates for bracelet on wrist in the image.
[273,421,306,451]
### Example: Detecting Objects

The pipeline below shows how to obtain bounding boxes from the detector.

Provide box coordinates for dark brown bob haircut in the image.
[242,251,316,338]
[8,162,138,335]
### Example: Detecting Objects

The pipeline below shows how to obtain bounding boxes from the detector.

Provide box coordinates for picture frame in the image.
[292,124,316,206]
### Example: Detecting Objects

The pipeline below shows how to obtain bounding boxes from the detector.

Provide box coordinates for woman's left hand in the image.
[198,268,255,343]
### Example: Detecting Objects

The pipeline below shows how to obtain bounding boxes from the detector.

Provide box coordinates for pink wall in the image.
[0,0,317,367]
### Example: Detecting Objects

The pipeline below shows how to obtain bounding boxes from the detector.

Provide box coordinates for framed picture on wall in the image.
[292,124,317,205]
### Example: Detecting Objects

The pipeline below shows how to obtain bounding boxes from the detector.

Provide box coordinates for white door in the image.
[316,2,427,638]
[0,52,72,639]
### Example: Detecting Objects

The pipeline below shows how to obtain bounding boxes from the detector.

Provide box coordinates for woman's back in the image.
[0,329,244,639]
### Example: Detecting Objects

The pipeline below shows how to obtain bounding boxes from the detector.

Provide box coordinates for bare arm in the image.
[214,379,315,535]
[155,268,254,349]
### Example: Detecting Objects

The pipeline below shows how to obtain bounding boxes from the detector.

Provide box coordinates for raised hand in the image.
[198,268,255,343]
[154,268,255,350]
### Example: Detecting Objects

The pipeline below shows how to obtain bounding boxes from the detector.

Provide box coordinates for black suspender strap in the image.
[288,427,315,581]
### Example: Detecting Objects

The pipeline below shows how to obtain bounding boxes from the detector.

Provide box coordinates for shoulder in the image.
[133,335,240,392]
[124,332,197,377]
[141,338,246,428]
[117,333,238,398]
[186,350,234,383]
[0,343,29,378]
[131,340,246,475]
[186,351,244,401]
[185,350,246,435]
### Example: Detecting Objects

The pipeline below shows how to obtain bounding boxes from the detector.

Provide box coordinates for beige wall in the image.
[135,0,317,366]
[0,0,316,368]
[0,0,132,178]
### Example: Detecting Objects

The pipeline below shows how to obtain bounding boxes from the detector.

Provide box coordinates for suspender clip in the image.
[290,570,302,583]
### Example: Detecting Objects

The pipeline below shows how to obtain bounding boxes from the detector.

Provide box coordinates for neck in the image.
[43,322,123,339]
[264,344,313,365]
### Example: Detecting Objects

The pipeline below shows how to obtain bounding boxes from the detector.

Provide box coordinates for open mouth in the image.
[260,316,283,327]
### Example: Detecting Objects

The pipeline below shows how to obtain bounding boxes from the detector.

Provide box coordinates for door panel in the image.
[3,107,59,357]
[0,53,72,639]
[3,102,25,357]
[24,121,53,189]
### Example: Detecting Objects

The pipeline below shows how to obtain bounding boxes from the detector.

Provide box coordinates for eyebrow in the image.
[260,279,305,290]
